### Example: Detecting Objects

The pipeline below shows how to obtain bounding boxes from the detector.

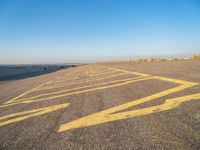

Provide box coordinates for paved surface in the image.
[0,60,200,150]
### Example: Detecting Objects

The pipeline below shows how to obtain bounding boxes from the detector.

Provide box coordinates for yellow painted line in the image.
[50,70,119,83]
[49,70,80,84]
[1,65,199,132]
[37,72,129,91]
[51,67,87,80]
[0,103,69,127]
[4,66,142,104]
[47,70,121,85]
[4,66,82,104]
[51,74,82,84]
[1,77,153,107]
[103,66,198,86]
[13,76,148,103]
[4,80,53,104]
[57,66,199,132]
[102,66,150,77]
[58,89,199,132]
[4,66,109,104]
[87,70,117,77]
[154,76,194,85]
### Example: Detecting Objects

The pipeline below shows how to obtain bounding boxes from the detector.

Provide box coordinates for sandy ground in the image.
[0,59,199,150]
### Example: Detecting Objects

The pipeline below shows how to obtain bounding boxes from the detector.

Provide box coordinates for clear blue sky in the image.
[0,0,200,64]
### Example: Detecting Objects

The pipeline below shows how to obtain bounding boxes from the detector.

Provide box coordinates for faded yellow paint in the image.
[89,70,116,76]
[37,72,129,91]
[14,76,147,102]
[58,66,199,132]
[0,103,69,127]
[50,70,117,84]
[5,80,53,104]
[1,76,153,107]
[58,93,200,132]
[4,68,84,104]
[102,66,150,77]
[4,66,141,104]
[47,67,82,84]
[1,66,199,132]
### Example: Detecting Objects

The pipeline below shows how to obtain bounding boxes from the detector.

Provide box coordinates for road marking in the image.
[13,76,147,102]
[102,66,150,77]
[4,67,83,104]
[4,67,138,104]
[1,76,153,107]
[0,103,69,127]
[4,80,53,104]
[52,71,126,85]
[37,72,129,91]
[1,66,199,131]
[89,70,116,77]
[48,69,116,84]
[57,66,199,132]
[47,67,82,84]
[58,92,199,132]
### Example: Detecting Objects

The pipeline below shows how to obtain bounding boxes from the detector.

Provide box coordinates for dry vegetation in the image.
[94,54,200,64]
[129,54,200,63]
[192,54,200,59]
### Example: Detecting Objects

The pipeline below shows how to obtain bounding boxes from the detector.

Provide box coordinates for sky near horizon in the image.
[0,0,200,64]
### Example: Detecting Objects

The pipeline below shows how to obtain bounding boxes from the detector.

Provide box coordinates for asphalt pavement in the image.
[0,59,199,150]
